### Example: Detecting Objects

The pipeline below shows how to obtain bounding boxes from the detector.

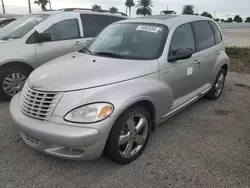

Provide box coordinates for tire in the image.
[106,105,152,165]
[0,65,32,101]
[206,68,226,100]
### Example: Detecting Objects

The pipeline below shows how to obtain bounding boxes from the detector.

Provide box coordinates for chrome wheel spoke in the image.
[118,133,130,146]
[20,75,27,82]
[3,79,11,85]
[135,118,145,133]
[3,85,12,91]
[4,77,12,82]
[126,118,135,133]
[11,73,16,80]
[123,140,133,156]
[134,135,145,145]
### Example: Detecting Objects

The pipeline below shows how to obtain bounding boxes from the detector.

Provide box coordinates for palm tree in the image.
[34,0,49,11]
[1,0,5,14]
[92,4,102,11]
[28,0,31,13]
[125,0,135,17]
[136,0,153,16]
[182,5,195,15]
[48,0,51,10]
[110,7,118,14]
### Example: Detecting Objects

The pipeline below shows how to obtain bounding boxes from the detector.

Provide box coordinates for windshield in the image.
[0,14,48,40]
[87,23,169,60]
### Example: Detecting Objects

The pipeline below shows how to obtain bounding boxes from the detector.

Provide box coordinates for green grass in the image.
[226,46,250,73]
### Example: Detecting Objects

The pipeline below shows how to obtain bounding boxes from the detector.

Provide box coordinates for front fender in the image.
[53,73,173,125]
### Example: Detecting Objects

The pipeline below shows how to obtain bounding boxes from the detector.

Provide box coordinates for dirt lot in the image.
[222,28,250,47]
[0,72,250,188]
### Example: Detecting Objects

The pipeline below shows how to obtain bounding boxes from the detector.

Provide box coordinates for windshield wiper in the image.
[79,46,92,54]
[94,52,127,59]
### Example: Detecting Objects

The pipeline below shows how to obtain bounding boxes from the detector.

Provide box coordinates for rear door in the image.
[35,13,83,65]
[192,21,217,87]
[80,14,112,46]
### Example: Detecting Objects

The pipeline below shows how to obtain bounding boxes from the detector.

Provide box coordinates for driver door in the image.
[160,23,201,108]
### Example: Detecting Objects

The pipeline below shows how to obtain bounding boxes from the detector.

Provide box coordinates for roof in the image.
[119,14,214,27]
[32,9,127,18]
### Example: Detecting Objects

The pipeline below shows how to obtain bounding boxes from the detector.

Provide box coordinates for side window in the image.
[193,21,215,51]
[170,23,196,54]
[44,19,80,41]
[110,16,127,23]
[81,14,112,38]
[209,21,222,44]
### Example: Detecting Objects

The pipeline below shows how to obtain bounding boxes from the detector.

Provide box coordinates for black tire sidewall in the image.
[0,65,32,101]
[106,105,152,165]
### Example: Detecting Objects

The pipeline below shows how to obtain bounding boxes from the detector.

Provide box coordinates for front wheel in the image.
[206,68,226,100]
[106,105,151,165]
[0,65,32,101]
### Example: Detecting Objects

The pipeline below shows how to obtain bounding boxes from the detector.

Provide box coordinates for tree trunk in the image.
[42,4,47,11]
[28,0,31,13]
[129,7,131,17]
[49,0,52,10]
[1,0,5,14]
[126,6,127,15]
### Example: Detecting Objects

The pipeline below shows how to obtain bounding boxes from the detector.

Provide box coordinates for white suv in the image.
[0,9,127,100]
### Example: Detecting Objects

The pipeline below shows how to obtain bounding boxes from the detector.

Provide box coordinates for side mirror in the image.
[36,32,51,43]
[168,48,192,62]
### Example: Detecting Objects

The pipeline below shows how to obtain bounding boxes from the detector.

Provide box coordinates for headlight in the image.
[64,103,114,123]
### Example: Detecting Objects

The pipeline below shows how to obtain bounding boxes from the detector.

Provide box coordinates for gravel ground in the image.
[0,72,250,188]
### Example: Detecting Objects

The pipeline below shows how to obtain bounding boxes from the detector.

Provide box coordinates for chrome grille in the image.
[20,85,62,120]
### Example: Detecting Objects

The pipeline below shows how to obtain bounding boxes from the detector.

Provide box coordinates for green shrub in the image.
[225,46,250,73]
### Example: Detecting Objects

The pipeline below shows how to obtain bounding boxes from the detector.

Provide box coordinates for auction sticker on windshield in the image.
[136,25,163,33]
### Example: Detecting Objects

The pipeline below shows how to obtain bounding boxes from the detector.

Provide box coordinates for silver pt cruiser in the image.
[10,15,229,164]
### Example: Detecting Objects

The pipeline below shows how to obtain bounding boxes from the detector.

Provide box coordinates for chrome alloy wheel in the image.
[214,72,225,97]
[118,114,149,158]
[3,73,27,96]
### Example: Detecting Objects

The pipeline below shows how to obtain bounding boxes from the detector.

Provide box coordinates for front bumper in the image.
[10,94,116,160]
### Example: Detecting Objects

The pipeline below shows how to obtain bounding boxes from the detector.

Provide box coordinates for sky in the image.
[1,0,250,19]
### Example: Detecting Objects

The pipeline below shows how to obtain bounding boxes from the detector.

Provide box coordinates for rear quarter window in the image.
[209,21,222,44]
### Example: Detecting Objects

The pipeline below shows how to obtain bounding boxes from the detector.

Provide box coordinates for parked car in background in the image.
[10,15,229,164]
[0,18,17,28]
[0,8,127,100]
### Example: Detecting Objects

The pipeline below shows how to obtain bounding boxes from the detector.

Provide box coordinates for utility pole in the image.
[167,5,168,11]
[214,11,216,19]
[1,0,5,14]
[196,8,198,15]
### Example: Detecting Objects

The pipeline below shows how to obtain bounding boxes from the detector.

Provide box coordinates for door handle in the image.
[194,60,202,65]
[74,41,83,46]
[216,51,221,55]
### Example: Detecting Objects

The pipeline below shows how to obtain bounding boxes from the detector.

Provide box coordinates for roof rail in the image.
[59,8,128,17]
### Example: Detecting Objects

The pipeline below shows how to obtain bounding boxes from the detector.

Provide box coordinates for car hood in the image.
[28,52,159,92]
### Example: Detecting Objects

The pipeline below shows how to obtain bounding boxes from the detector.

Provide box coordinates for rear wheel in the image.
[106,105,151,165]
[0,65,32,101]
[206,68,226,100]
